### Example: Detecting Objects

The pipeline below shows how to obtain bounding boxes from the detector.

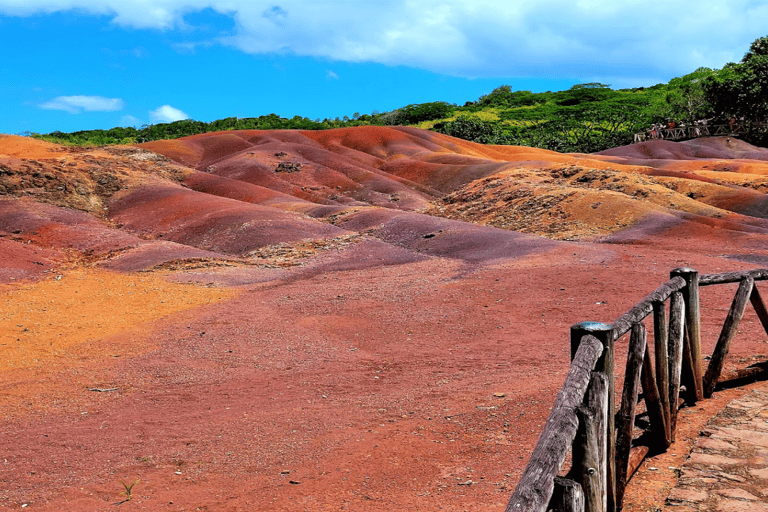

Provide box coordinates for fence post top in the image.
[671,267,698,277]
[571,321,612,332]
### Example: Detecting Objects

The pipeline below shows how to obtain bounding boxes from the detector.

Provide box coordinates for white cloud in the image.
[326,70,339,80]
[39,95,124,113]
[150,104,189,123]
[121,114,140,127]
[5,1,768,83]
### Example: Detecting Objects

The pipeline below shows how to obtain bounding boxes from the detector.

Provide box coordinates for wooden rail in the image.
[632,123,756,143]
[506,267,768,511]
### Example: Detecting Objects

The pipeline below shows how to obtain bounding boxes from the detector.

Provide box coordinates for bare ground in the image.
[3,130,768,510]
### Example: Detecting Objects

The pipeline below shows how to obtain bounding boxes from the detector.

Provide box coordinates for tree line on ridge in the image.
[28,36,768,154]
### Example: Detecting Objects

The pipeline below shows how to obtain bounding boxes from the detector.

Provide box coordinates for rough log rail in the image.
[506,267,768,512]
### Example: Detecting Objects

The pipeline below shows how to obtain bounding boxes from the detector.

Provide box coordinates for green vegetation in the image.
[701,35,768,146]
[434,82,653,152]
[114,479,139,505]
[32,115,342,146]
[27,36,768,152]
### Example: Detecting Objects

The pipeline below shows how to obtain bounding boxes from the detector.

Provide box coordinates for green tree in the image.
[478,85,514,107]
[704,36,768,126]
[652,68,715,123]
[701,35,768,145]
[433,117,515,145]
[555,83,612,106]
[383,101,455,125]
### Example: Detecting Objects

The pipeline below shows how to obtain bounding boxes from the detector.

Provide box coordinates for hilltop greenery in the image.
[28,36,768,153]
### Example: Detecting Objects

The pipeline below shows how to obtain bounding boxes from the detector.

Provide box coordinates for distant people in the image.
[691,122,701,137]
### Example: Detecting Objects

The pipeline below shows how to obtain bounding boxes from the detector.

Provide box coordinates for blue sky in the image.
[2,1,767,135]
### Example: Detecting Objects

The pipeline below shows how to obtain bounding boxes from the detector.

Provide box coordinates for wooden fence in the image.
[506,267,768,512]
[632,121,768,142]
[632,124,745,143]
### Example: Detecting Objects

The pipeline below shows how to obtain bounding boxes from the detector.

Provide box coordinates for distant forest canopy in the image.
[28,35,768,153]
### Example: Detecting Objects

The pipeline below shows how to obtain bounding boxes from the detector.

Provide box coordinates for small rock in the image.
[689,452,745,467]
[667,487,708,503]
[275,161,303,173]
[717,488,759,500]
[717,472,746,483]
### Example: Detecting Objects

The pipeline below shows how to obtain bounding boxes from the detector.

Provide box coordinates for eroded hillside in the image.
[6,128,768,282]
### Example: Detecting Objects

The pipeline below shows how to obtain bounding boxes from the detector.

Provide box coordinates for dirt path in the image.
[623,381,768,512]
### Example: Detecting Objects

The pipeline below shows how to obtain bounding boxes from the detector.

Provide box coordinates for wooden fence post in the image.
[704,276,754,397]
[749,285,768,338]
[571,372,608,512]
[507,335,604,512]
[551,477,585,512]
[615,323,646,509]
[640,343,669,449]
[571,322,616,512]
[652,300,671,441]
[667,291,686,440]
[670,268,703,403]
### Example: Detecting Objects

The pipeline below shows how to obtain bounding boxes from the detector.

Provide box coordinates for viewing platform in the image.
[633,123,754,143]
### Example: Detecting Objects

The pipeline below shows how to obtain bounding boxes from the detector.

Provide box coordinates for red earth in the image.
[3,129,768,510]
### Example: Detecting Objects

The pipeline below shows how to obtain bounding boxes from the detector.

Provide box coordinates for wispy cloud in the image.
[39,95,124,113]
[326,70,339,80]
[6,1,768,83]
[121,114,140,127]
[150,104,189,123]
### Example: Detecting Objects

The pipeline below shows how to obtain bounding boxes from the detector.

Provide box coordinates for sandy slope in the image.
[2,130,768,510]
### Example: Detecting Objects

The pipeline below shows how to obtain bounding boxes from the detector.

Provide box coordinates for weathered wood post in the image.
[615,323,646,509]
[749,284,768,338]
[640,342,668,448]
[652,299,671,442]
[507,336,603,512]
[674,269,702,400]
[670,268,703,402]
[667,291,685,440]
[572,372,608,512]
[704,276,754,396]
[571,322,615,512]
[551,477,585,512]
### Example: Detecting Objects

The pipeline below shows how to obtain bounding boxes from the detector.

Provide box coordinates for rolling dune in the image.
[3,129,768,510]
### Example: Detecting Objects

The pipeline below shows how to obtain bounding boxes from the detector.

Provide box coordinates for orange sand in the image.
[0,134,68,159]
[0,268,236,374]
